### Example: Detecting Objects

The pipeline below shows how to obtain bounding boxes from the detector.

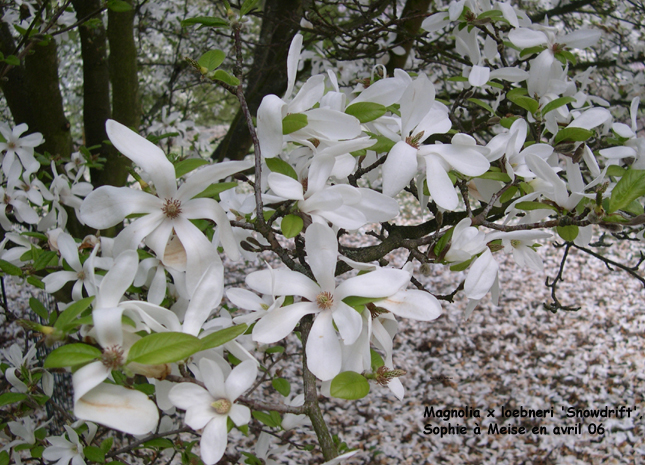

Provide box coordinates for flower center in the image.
[162,198,182,219]
[405,131,424,149]
[316,291,334,310]
[101,345,124,370]
[77,270,86,280]
[211,398,232,414]
[7,141,16,150]
[511,239,522,248]
[375,365,407,386]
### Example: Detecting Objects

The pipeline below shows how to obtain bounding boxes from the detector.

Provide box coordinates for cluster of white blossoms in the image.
[2,1,645,464]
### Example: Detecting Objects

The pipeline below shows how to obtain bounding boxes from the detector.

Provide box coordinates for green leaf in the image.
[282,113,308,135]
[608,168,645,213]
[200,324,248,350]
[342,295,381,311]
[198,50,226,72]
[0,450,9,465]
[265,157,298,180]
[194,182,238,199]
[27,276,45,289]
[477,171,511,182]
[265,345,284,354]
[127,332,203,365]
[211,69,240,86]
[499,185,518,204]
[541,96,576,116]
[506,87,528,99]
[281,214,303,238]
[449,256,474,271]
[141,438,174,450]
[0,392,27,406]
[33,250,58,271]
[252,411,281,428]
[54,296,94,331]
[477,9,503,18]
[181,16,229,29]
[29,298,49,320]
[100,438,113,454]
[344,102,387,123]
[434,227,454,257]
[509,95,539,114]
[447,76,469,82]
[519,45,546,58]
[31,446,44,458]
[272,377,291,397]
[4,55,20,66]
[44,343,102,368]
[554,127,594,144]
[330,371,370,400]
[366,133,396,154]
[107,0,133,12]
[624,199,644,215]
[0,259,22,276]
[500,116,519,129]
[240,0,261,16]
[370,349,384,371]
[515,201,560,212]
[174,158,209,178]
[468,98,495,115]
[557,225,579,242]
[606,165,627,177]
[556,50,577,66]
[84,446,105,464]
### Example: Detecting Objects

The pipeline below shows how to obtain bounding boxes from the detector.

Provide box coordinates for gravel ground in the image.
[1,228,644,465]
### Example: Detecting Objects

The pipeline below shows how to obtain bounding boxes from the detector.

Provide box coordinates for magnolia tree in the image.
[1,0,645,464]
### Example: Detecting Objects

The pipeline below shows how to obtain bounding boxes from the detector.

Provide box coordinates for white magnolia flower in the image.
[248,222,411,380]
[43,425,86,465]
[80,119,251,294]
[0,122,42,176]
[487,230,551,272]
[169,358,257,465]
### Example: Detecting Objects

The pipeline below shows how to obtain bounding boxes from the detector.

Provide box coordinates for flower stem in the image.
[300,315,338,461]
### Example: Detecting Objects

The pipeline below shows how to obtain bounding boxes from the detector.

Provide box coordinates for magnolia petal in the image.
[528,49,555,97]
[42,270,78,294]
[246,268,319,300]
[332,301,363,345]
[561,28,602,49]
[378,289,442,321]
[285,33,303,99]
[106,120,176,199]
[469,65,490,87]
[290,75,326,114]
[415,108,452,142]
[199,358,227,400]
[305,222,338,292]
[388,378,405,401]
[183,264,224,336]
[612,122,635,139]
[200,415,228,465]
[508,28,548,48]
[168,383,213,417]
[56,232,82,271]
[400,74,436,136]
[382,141,418,197]
[267,172,304,200]
[599,146,637,159]
[225,360,257,401]
[567,107,611,130]
[112,211,165,257]
[307,154,335,195]
[92,306,125,349]
[317,206,368,230]
[228,404,251,427]
[72,361,110,403]
[226,288,265,312]
[257,95,286,158]
[355,188,400,222]
[75,383,158,435]
[350,69,411,107]
[424,155,459,211]
[306,310,341,381]
[182,198,240,261]
[497,2,519,27]
[80,187,162,229]
[177,160,253,201]
[336,268,409,300]
[464,249,499,300]
[421,12,450,32]
[95,250,139,309]
[489,67,528,82]
[252,301,319,344]
[302,108,361,140]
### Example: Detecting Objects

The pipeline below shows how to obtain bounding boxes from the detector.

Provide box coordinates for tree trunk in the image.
[212,0,303,162]
[385,0,431,76]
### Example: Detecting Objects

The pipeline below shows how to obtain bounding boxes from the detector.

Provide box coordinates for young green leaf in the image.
[240,0,261,16]
[44,343,102,368]
[211,69,240,86]
[181,16,229,29]
[194,182,238,199]
[0,259,22,276]
[554,127,594,144]
[282,113,308,135]
[29,298,49,320]
[0,392,28,406]
[54,296,95,331]
[200,324,248,350]
[607,169,645,213]
[541,96,576,116]
[272,377,291,397]
[281,214,304,238]
[198,50,226,72]
[265,157,298,180]
[515,201,560,212]
[344,102,387,123]
[174,158,209,178]
[468,98,495,115]
[557,225,579,242]
[127,332,203,365]
[330,371,370,400]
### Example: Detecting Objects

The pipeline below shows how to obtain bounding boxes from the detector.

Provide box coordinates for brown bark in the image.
[385,0,432,76]
[213,0,303,162]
